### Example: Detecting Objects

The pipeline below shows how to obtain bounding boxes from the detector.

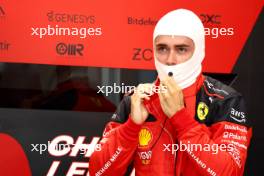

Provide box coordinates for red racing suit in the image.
[89,75,252,176]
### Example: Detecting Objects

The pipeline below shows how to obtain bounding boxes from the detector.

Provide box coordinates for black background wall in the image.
[232,8,263,176]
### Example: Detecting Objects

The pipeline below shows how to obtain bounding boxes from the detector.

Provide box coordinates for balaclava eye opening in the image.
[153,9,205,89]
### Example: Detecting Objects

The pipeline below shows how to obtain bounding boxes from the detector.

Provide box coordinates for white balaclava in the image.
[153,9,205,89]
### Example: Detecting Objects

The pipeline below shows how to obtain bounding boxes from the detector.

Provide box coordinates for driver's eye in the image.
[157,46,169,53]
[177,47,187,54]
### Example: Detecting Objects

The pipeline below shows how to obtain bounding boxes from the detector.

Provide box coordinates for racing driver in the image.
[89,9,252,176]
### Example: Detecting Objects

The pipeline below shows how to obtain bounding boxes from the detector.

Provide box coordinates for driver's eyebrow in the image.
[156,43,190,48]
[155,43,168,47]
[174,44,190,48]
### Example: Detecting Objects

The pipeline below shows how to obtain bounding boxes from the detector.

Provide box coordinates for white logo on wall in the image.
[230,108,246,123]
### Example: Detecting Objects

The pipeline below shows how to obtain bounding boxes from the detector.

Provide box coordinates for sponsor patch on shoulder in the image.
[230,108,246,123]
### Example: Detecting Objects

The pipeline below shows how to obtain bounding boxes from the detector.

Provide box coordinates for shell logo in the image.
[138,128,152,147]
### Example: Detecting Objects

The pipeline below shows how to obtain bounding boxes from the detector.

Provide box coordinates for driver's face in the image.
[154,35,195,65]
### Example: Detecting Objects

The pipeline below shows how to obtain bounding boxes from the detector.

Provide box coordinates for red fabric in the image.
[89,75,252,176]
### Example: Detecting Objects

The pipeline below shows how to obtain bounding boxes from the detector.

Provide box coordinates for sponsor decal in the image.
[43,135,101,176]
[208,97,213,103]
[204,80,229,95]
[95,147,122,176]
[197,102,209,121]
[221,139,247,150]
[46,11,95,24]
[224,124,247,133]
[230,108,246,123]
[228,146,242,168]
[200,13,234,39]
[127,17,157,26]
[186,149,217,176]
[132,48,153,61]
[200,14,221,25]
[0,41,10,51]
[223,132,247,141]
[138,150,152,165]
[56,43,84,56]
[138,128,152,148]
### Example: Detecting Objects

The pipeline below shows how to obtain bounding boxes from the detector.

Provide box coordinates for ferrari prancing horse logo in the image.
[197,102,209,120]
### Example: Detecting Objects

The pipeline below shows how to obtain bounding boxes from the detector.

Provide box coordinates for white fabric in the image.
[153,9,205,89]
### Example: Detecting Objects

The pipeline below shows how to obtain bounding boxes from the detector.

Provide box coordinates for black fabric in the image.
[195,76,251,128]
[111,76,251,128]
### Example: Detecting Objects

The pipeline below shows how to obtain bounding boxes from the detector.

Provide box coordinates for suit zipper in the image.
[161,124,177,176]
